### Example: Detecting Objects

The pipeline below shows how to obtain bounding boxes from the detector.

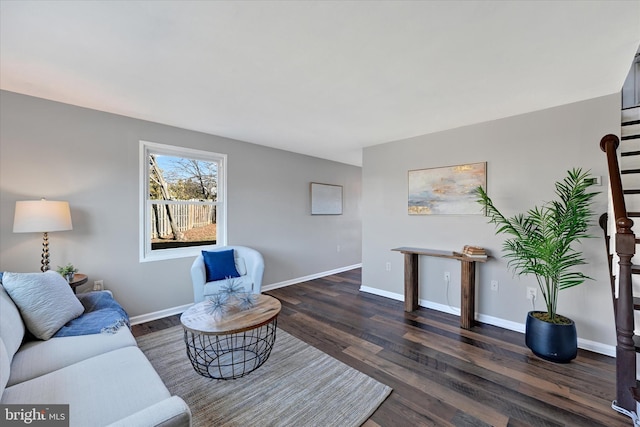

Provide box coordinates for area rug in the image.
[136,325,392,427]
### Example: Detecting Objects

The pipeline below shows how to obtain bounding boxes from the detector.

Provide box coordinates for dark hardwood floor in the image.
[132,269,629,427]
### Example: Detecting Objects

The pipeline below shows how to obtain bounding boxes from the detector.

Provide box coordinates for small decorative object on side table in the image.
[56,263,86,293]
[56,263,78,281]
[181,294,281,380]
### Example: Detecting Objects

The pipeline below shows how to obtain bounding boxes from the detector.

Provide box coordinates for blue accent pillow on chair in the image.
[202,249,241,282]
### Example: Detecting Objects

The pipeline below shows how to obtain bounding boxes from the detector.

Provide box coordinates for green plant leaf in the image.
[475,168,599,319]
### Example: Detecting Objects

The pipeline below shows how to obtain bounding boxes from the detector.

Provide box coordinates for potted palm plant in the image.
[476,168,598,362]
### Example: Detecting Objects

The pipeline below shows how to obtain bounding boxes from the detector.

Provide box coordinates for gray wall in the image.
[0,88,621,351]
[0,91,362,318]
[362,93,620,351]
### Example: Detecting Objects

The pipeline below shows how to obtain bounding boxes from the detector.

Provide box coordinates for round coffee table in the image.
[180,294,281,380]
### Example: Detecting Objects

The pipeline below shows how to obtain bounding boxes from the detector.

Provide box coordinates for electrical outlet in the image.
[385,262,391,272]
[526,287,537,300]
[490,280,499,291]
[93,280,104,291]
[444,272,450,282]
[584,176,602,186]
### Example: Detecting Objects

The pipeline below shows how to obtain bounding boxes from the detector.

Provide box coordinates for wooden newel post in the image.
[601,134,638,412]
[616,219,636,412]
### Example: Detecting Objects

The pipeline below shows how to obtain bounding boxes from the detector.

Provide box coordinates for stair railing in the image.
[600,133,637,412]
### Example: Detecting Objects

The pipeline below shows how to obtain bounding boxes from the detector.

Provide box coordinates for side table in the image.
[181,294,281,380]
[69,273,88,294]
[392,247,490,329]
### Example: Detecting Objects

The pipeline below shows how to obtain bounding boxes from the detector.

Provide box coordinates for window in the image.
[140,141,226,262]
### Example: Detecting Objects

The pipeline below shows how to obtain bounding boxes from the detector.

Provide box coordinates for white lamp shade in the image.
[13,200,73,233]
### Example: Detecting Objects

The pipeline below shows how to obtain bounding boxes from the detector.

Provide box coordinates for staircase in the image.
[601,105,640,422]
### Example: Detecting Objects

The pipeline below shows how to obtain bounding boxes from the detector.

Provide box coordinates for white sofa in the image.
[0,284,191,427]
[191,245,264,303]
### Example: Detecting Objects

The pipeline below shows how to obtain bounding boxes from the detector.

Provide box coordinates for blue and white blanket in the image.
[54,291,130,337]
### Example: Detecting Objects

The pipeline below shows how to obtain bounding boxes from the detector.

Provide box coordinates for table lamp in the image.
[13,199,73,272]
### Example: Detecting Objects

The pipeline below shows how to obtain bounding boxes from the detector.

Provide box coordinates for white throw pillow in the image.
[2,271,84,340]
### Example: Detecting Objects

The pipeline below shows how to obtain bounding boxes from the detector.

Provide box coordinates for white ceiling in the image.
[1,1,639,166]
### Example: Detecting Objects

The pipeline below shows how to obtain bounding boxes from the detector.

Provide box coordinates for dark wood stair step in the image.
[623,189,640,195]
[622,169,640,174]
[623,134,640,141]
[629,212,640,217]
[634,334,640,352]
[635,296,640,310]
[631,264,640,275]
[622,119,640,126]
[622,150,640,157]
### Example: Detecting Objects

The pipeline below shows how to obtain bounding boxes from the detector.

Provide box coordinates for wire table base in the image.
[184,319,277,380]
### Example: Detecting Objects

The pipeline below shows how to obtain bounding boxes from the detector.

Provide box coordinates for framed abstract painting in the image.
[311,182,343,215]
[408,162,486,215]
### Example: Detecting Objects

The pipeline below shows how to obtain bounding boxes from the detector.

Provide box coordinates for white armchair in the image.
[191,245,264,303]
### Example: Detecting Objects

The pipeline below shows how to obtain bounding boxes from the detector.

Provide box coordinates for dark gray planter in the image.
[525,311,577,363]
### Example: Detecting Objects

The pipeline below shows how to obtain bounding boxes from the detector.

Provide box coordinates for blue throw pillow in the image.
[202,249,240,282]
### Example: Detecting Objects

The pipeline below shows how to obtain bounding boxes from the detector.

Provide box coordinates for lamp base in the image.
[41,232,50,272]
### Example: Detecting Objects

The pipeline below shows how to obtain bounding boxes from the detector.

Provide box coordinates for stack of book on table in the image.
[462,245,487,259]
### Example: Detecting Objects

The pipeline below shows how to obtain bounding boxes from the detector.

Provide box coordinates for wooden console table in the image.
[391,247,489,329]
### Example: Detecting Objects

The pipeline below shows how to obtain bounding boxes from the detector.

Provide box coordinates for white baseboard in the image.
[358,286,616,357]
[130,264,362,325]
[578,337,615,357]
[359,286,403,302]
[475,312,526,334]
[129,303,193,326]
[261,263,362,292]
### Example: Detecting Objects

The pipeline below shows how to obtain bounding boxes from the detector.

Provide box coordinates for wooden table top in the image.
[69,273,88,288]
[392,247,489,262]
[181,294,282,335]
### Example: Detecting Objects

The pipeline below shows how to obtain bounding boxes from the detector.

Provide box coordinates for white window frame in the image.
[139,140,227,262]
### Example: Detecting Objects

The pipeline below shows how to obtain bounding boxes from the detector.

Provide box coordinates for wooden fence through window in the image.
[151,204,216,239]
